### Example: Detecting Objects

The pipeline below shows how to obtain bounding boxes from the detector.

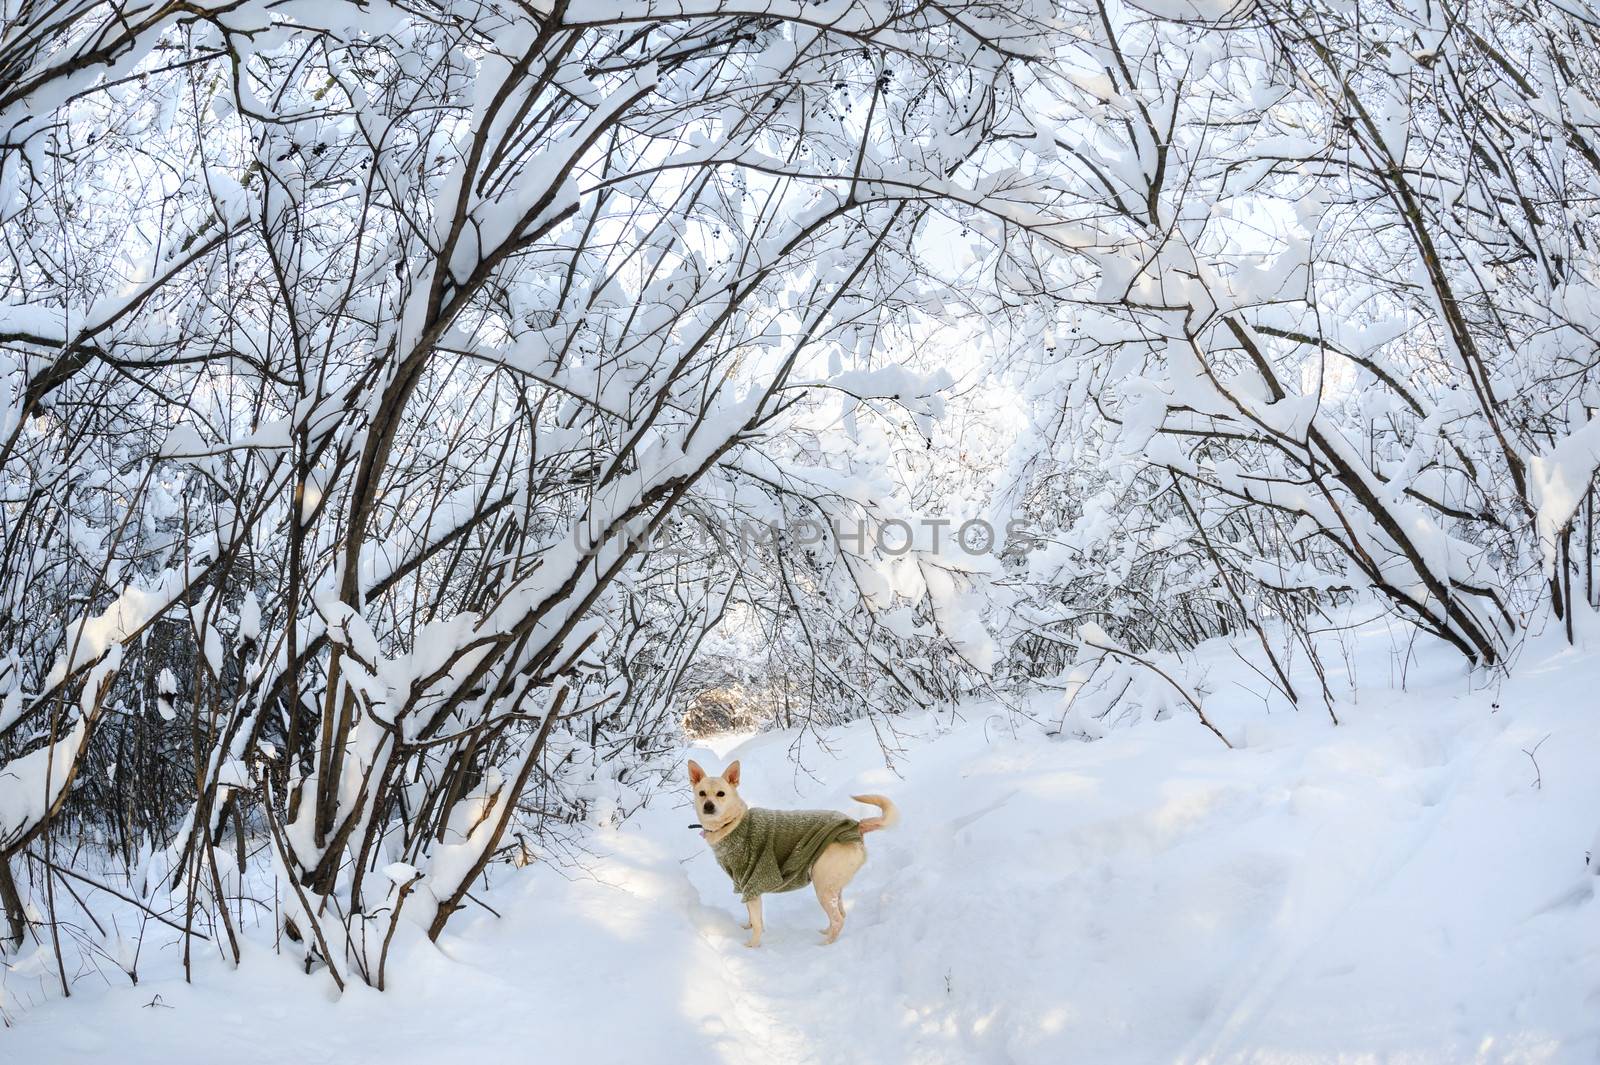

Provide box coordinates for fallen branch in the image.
[1080,638,1234,749]
[24,850,209,942]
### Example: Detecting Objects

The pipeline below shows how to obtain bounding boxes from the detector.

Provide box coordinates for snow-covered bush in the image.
[988,0,1600,701]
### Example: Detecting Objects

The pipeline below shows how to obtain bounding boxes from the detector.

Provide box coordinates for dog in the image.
[688,758,897,947]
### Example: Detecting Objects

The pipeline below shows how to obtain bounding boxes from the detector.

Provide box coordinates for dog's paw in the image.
[740,920,753,930]
[743,937,761,949]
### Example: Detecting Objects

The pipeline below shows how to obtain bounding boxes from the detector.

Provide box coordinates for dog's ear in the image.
[687,759,705,785]
[724,760,741,787]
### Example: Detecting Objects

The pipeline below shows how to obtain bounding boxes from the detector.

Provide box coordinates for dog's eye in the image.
[716,791,724,797]
[698,791,706,797]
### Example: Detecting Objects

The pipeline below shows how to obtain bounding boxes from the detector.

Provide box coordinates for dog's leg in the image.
[813,880,845,942]
[743,897,763,948]
[811,841,867,945]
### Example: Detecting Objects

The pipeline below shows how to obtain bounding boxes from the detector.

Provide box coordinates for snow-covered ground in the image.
[6,614,1600,1063]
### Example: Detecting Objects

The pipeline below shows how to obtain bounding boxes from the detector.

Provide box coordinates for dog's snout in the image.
[702,801,716,814]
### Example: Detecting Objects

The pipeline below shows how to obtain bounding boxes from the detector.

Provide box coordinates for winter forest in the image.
[2,0,1599,1060]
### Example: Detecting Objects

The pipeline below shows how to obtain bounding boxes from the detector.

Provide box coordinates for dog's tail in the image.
[853,794,899,834]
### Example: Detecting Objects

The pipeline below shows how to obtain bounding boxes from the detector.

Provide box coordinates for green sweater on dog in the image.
[711,807,863,901]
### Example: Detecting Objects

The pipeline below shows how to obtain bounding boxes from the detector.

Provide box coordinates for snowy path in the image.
[6,626,1600,1063]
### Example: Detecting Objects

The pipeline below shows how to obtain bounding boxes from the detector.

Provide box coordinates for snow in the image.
[0,683,21,736]
[1529,416,1600,575]
[0,720,88,849]
[45,570,187,687]
[6,615,1600,1061]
